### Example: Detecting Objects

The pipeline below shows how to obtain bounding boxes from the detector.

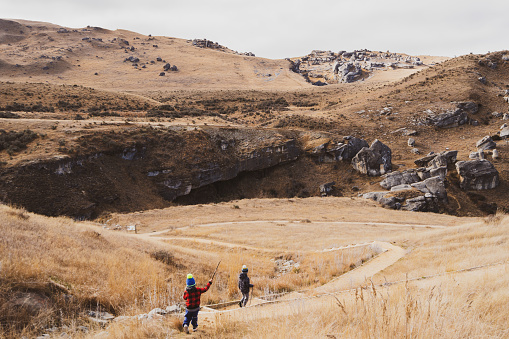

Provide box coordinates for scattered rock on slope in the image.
[426,102,477,128]
[380,166,447,190]
[305,136,368,162]
[455,160,500,190]
[476,136,496,151]
[414,150,458,168]
[351,139,392,176]
[363,175,446,212]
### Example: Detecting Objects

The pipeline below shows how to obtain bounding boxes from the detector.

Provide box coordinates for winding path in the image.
[124,218,507,327]
[126,219,463,325]
[132,220,412,313]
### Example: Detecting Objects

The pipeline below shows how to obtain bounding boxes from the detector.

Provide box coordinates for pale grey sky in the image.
[2,0,508,59]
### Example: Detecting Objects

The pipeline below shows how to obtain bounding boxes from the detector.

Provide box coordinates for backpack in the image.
[238,273,250,292]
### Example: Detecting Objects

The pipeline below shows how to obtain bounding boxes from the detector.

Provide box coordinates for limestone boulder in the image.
[369,139,392,173]
[380,170,421,189]
[352,147,381,176]
[428,154,448,168]
[351,140,390,176]
[343,136,369,159]
[414,154,437,167]
[336,63,362,83]
[476,136,496,151]
[305,136,368,162]
[351,139,391,176]
[414,151,457,168]
[429,166,447,179]
[427,109,468,128]
[319,181,335,197]
[401,195,440,212]
[390,184,413,192]
[362,192,401,209]
[492,149,500,160]
[410,176,447,201]
[456,101,479,114]
[455,160,499,190]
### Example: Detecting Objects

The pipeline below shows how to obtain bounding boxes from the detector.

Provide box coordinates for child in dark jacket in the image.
[183,274,212,333]
[238,265,254,307]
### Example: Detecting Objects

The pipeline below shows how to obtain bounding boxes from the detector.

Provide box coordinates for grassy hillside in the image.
[1,201,507,338]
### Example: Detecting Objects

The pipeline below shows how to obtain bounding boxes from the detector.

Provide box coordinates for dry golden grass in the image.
[0,204,183,337]
[373,214,509,282]
[93,317,181,339]
[2,201,508,338]
[160,239,381,304]
[211,269,509,338]
[0,204,176,311]
[204,216,509,338]
[0,202,386,337]
[110,197,466,234]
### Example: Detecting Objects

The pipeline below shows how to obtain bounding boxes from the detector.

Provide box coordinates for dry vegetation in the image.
[2,18,509,339]
[0,204,175,337]
[1,199,508,338]
[0,202,385,338]
[197,215,509,338]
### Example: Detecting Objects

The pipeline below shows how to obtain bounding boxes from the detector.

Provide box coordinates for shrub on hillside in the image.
[0,102,55,113]
[0,129,38,155]
[0,111,20,119]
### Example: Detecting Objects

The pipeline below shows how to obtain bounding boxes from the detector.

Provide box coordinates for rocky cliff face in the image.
[0,127,301,219]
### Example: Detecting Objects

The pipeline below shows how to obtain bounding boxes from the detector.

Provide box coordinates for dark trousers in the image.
[183,309,199,329]
[241,291,250,306]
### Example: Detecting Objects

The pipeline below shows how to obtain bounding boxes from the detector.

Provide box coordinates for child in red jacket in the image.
[183,274,212,333]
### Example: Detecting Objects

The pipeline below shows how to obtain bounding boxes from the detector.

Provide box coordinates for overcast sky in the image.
[3,0,509,59]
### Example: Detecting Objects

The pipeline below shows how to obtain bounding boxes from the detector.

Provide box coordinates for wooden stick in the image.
[211,261,221,280]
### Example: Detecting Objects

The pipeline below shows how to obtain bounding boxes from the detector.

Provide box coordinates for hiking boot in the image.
[193,327,198,332]
[183,324,189,334]
[239,301,243,308]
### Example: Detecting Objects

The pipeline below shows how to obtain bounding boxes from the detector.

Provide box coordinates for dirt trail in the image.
[127,219,507,327]
[145,235,378,253]
[192,220,447,229]
[131,221,409,321]
[310,241,405,294]
[199,261,509,326]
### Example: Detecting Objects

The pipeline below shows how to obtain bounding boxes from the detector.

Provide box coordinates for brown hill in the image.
[0,19,307,92]
[0,19,508,219]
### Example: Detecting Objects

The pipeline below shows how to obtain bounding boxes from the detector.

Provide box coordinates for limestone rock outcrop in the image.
[414,151,458,168]
[427,109,468,128]
[476,136,496,151]
[363,175,446,212]
[455,160,499,190]
[426,102,477,128]
[334,62,362,83]
[380,166,447,190]
[306,136,368,162]
[351,139,392,176]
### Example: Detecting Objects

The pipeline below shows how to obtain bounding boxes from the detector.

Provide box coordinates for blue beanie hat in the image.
[186,273,196,287]
[242,265,248,272]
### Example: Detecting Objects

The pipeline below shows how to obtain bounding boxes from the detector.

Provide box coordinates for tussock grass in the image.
[96,317,181,339]
[4,200,507,338]
[376,216,509,282]
[211,267,509,338]
[0,205,180,337]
